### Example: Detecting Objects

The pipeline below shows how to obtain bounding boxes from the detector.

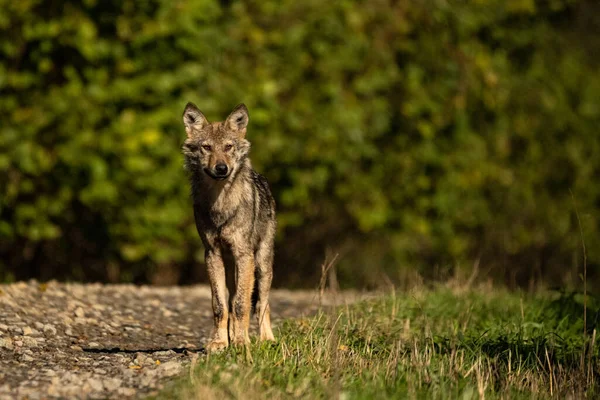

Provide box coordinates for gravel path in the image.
[0,281,365,399]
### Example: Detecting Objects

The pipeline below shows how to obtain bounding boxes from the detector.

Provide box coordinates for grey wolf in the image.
[181,102,276,351]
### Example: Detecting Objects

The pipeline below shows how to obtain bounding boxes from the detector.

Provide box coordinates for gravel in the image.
[0,281,366,399]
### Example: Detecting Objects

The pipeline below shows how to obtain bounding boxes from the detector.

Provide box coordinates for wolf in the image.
[181,102,276,351]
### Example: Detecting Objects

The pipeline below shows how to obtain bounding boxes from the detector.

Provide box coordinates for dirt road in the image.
[0,281,360,399]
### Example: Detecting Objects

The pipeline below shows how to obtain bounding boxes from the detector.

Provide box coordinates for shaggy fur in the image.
[182,103,276,351]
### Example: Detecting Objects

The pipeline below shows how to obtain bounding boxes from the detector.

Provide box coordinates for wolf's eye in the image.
[185,144,198,152]
[202,144,212,151]
[224,144,233,152]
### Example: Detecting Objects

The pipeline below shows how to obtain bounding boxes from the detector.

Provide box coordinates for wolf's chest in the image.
[207,192,240,227]
[194,178,249,230]
[208,208,234,227]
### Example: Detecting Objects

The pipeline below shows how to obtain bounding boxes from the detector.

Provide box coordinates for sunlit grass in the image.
[157,285,599,399]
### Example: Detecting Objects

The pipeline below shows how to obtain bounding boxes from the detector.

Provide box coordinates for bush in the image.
[1,0,599,287]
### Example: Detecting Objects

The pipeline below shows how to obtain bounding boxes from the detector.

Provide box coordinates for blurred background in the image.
[0,0,599,289]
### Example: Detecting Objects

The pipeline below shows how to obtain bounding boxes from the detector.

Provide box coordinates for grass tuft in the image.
[157,286,599,399]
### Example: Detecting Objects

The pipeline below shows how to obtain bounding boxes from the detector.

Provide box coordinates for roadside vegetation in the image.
[158,284,599,399]
[2,0,599,289]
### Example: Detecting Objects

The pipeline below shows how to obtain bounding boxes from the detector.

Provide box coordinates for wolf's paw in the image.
[231,335,251,347]
[205,339,228,353]
[259,330,275,341]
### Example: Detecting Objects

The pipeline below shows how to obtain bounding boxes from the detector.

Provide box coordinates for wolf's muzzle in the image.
[215,164,228,176]
[204,164,230,180]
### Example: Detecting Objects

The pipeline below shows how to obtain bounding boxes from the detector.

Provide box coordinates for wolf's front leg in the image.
[230,249,255,346]
[205,248,229,352]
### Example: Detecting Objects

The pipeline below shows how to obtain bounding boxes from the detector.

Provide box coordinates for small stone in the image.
[43,324,57,336]
[14,340,23,347]
[22,337,38,347]
[74,307,85,318]
[139,369,159,387]
[65,328,75,337]
[152,350,176,357]
[21,354,34,362]
[160,361,182,377]
[134,353,151,366]
[103,377,122,391]
[70,345,83,351]
[0,323,8,331]
[22,326,33,336]
[64,384,85,396]
[46,384,59,397]
[117,387,136,397]
[34,322,44,330]
[0,338,13,350]
[87,378,104,392]
[87,342,100,348]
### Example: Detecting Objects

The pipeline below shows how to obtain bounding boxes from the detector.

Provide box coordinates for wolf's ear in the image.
[225,103,249,137]
[183,102,208,136]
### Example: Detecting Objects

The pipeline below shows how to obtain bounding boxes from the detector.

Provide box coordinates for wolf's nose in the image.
[215,164,228,176]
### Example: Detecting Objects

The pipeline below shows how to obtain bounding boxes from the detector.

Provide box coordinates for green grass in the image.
[157,286,599,399]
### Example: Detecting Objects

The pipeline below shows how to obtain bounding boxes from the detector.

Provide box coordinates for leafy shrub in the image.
[1,0,598,287]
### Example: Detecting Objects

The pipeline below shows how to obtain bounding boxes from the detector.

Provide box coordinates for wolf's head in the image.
[182,103,251,181]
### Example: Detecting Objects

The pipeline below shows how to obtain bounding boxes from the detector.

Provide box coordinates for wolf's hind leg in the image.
[254,238,275,341]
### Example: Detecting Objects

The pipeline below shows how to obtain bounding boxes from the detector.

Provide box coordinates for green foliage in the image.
[0,0,599,285]
[158,287,599,399]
